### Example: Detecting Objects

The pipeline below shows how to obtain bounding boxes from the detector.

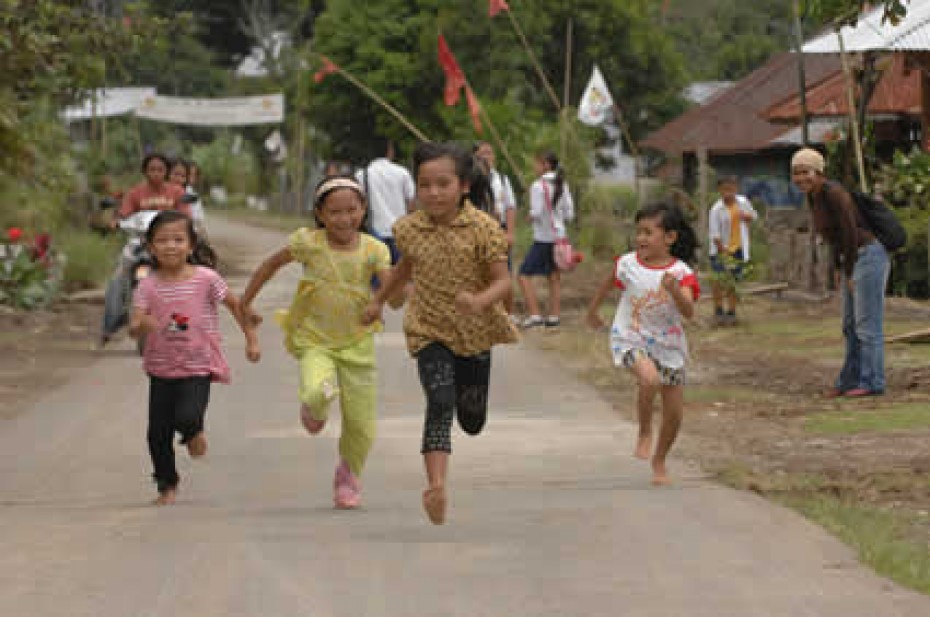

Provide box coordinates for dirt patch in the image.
[0,301,106,420]
[521,267,930,528]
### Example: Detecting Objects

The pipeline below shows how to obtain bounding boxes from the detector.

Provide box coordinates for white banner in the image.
[135,93,284,126]
[62,87,156,122]
[578,66,615,126]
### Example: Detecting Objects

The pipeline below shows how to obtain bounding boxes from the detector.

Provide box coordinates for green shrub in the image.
[57,230,120,291]
[876,148,930,298]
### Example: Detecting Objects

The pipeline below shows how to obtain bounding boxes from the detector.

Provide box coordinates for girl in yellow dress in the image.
[240,176,392,509]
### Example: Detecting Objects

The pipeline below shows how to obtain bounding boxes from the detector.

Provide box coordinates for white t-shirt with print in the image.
[610,252,700,369]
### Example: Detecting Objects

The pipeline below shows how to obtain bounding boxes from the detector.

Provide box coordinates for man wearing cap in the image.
[791,147,890,398]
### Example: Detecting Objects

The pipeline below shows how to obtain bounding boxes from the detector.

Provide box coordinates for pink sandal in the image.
[333,460,361,509]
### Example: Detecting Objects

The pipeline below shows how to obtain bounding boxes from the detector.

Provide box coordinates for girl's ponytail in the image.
[191,237,218,269]
[539,150,565,207]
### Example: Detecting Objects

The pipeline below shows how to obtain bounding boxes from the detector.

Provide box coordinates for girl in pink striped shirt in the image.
[130,211,259,505]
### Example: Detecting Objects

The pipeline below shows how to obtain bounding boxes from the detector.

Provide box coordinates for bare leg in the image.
[423,451,449,525]
[547,271,561,318]
[725,289,738,314]
[711,281,724,316]
[629,357,660,459]
[652,385,684,486]
[519,275,541,317]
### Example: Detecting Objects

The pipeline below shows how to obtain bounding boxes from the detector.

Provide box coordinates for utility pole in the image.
[792,0,810,145]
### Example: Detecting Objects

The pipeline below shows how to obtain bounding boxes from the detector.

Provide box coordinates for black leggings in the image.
[147,375,211,493]
[416,343,492,453]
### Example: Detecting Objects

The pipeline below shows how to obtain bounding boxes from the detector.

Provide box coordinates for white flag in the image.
[577,65,614,126]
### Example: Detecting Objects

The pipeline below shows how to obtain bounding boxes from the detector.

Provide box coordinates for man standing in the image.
[475,141,517,317]
[357,139,415,265]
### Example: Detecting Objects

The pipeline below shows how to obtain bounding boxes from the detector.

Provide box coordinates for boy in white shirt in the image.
[708,176,757,326]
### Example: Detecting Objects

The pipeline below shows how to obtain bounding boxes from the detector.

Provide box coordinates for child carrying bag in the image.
[542,181,581,272]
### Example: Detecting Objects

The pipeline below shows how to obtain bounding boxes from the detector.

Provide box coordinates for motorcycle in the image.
[99,194,199,352]
[100,209,159,353]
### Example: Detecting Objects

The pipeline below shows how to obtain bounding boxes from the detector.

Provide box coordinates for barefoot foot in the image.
[422,486,447,525]
[634,435,652,460]
[186,432,207,458]
[154,488,177,506]
[651,460,672,486]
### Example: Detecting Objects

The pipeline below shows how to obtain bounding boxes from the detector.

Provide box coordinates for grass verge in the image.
[777,493,930,595]
[805,402,930,435]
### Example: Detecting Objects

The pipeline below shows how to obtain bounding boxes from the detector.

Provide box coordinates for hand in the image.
[455,291,483,315]
[360,300,384,326]
[138,313,159,334]
[240,304,263,328]
[661,272,679,293]
[245,338,261,363]
[586,311,606,330]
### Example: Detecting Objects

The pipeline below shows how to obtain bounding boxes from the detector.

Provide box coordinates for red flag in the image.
[314,55,339,84]
[465,86,483,134]
[438,35,466,106]
[489,0,510,17]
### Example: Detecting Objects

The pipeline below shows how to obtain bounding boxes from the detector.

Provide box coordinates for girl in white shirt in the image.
[586,202,699,486]
[517,151,574,328]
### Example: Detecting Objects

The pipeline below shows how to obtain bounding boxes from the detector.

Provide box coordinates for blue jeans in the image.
[836,241,889,393]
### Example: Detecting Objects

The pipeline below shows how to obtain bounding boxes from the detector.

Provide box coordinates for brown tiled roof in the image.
[640,53,842,155]
[765,54,922,121]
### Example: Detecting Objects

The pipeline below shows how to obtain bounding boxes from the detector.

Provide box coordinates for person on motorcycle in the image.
[168,158,206,233]
[100,154,191,347]
[117,153,191,222]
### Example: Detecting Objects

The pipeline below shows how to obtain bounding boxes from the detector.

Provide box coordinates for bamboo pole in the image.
[504,9,562,111]
[837,31,869,193]
[315,54,430,142]
[561,19,573,162]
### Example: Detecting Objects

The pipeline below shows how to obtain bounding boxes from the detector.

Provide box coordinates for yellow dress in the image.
[276,229,390,475]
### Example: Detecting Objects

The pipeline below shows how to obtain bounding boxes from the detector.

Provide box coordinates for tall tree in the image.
[308,0,687,162]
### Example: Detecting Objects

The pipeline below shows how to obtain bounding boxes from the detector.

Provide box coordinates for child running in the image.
[239,176,392,509]
[129,211,259,505]
[362,142,518,525]
[585,202,699,486]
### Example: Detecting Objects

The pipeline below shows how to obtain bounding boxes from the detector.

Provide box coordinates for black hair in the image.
[536,149,565,206]
[412,141,492,214]
[717,175,739,187]
[141,153,171,178]
[312,174,367,231]
[634,201,698,264]
[145,210,218,270]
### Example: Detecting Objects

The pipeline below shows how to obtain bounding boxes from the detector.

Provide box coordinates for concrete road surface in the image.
[2,215,928,617]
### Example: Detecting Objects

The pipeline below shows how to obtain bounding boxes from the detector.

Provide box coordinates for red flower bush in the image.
[7,227,23,243]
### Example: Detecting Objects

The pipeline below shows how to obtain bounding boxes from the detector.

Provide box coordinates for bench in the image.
[743,282,789,299]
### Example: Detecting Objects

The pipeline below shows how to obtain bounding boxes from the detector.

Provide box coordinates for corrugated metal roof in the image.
[640,53,841,155]
[804,0,930,53]
[769,119,843,146]
[765,54,922,120]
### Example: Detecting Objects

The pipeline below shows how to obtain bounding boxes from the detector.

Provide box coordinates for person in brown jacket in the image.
[791,148,890,397]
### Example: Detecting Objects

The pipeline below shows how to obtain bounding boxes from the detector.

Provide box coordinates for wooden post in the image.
[793,0,810,145]
[697,146,710,268]
[837,31,869,193]
[560,18,573,161]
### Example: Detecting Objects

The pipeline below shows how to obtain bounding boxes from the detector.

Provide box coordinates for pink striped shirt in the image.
[133,266,230,383]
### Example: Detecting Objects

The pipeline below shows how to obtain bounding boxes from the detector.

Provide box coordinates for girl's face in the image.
[635,215,676,262]
[169,165,188,187]
[533,157,547,176]
[791,165,822,195]
[145,159,168,186]
[317,189,365,245]
[416,156,467,223]
[149,219,193,270]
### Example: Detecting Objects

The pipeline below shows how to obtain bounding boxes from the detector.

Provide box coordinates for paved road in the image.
[2,215,928,616]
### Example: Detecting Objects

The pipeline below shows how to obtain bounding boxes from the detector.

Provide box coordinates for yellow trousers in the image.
[298,336,376,476]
